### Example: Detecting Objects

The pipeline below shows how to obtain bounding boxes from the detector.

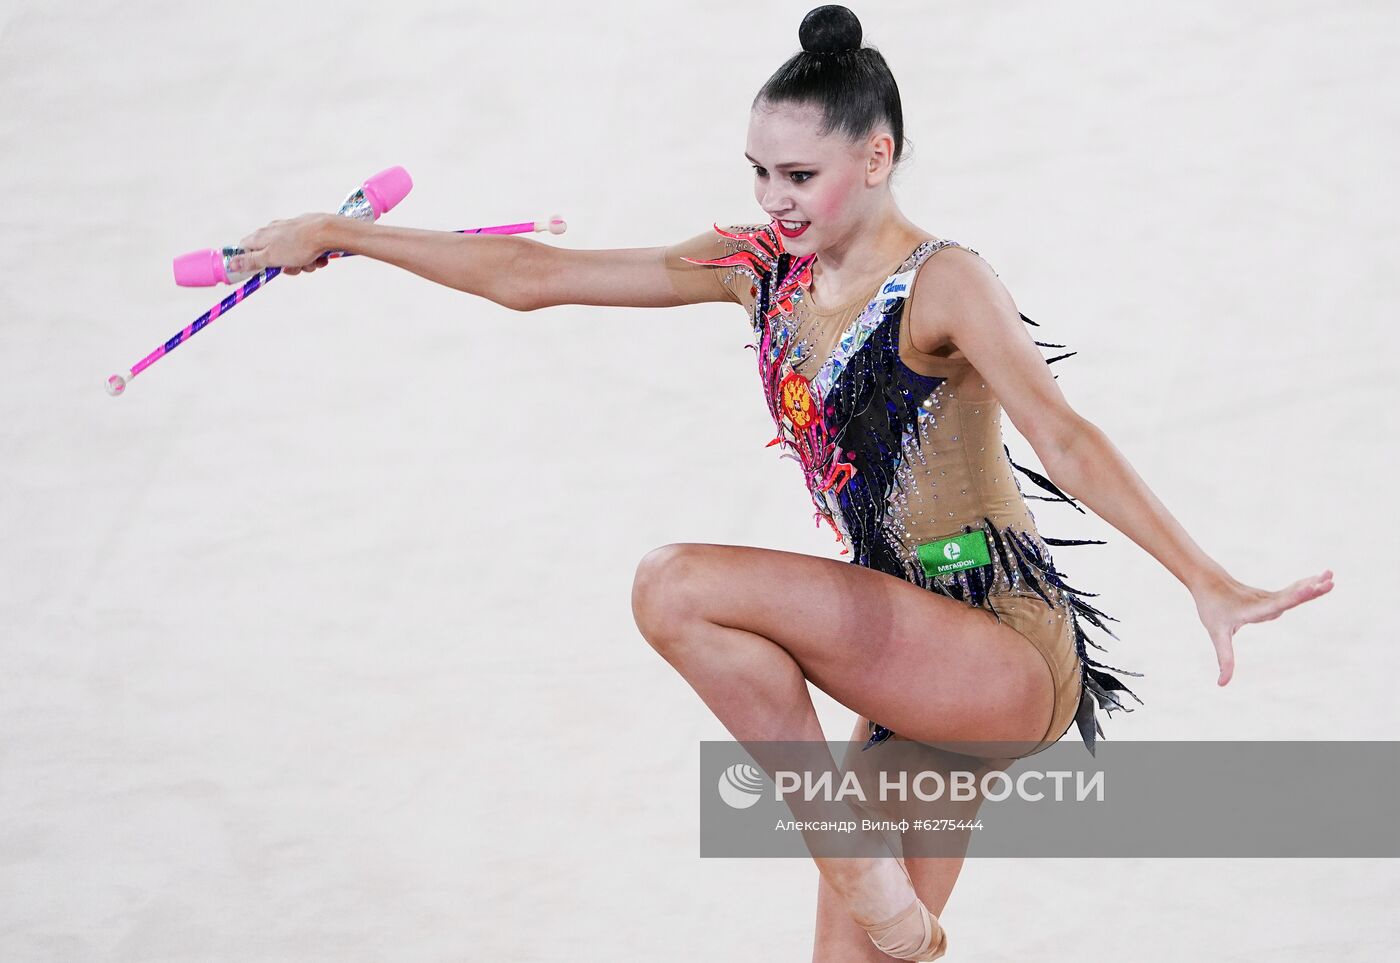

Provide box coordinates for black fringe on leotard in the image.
[862,311,1145,757]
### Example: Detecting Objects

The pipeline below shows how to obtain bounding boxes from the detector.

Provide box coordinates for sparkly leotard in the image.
[663,222,1143,756]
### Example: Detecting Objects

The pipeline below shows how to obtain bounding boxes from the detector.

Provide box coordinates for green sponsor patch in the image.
[916,529,992,578]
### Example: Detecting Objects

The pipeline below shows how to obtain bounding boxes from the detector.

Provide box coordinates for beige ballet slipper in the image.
[855,859,948,961]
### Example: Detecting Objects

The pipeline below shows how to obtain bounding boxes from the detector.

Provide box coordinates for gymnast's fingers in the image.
[1212,625,1236,687]
[230,248,262,273]
[306,253,330,272]
[238,225,267,253]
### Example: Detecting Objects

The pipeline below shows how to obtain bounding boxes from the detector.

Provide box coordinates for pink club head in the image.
[362,166,413,218]
[172,248,229,287]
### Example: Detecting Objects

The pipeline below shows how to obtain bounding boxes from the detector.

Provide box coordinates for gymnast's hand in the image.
[232,212,332,276]
[1191,569,1334,686]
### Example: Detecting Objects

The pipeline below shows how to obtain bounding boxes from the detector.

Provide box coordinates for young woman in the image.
[229,5,1333,958]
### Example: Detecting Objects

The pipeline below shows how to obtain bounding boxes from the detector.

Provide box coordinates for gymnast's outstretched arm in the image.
[905,245,1334,687]
[230,213,732,311]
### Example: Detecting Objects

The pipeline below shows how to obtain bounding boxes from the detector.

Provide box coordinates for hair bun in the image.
[799,5,862,55]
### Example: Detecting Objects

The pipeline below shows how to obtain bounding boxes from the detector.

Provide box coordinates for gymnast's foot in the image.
[832,857,948,961]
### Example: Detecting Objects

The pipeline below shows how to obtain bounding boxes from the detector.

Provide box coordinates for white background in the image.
[2,0,1396,959]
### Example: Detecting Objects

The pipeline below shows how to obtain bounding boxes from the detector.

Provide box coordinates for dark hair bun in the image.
[799,5,862,55]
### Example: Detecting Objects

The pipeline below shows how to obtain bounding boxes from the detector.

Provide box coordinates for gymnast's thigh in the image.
[632,542,1058,750]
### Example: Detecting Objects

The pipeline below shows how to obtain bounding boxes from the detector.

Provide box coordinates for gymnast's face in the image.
[746,100,894,257]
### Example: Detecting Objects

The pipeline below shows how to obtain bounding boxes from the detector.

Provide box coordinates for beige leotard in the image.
[662,222,1143,756]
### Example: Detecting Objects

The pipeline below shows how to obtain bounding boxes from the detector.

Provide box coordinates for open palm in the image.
[1193,569,1334,686]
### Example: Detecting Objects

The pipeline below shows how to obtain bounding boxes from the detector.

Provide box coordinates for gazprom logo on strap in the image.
[878,268,917,301]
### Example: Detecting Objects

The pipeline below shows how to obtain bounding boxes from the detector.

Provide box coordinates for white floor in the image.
[2,1,1397,959]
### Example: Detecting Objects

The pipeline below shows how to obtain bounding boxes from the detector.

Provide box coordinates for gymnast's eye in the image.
[751,165,813,185]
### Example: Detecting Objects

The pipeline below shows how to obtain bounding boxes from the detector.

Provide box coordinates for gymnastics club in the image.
[107,165,415,396]
[172,165,417,288]
[106,217,568,396]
